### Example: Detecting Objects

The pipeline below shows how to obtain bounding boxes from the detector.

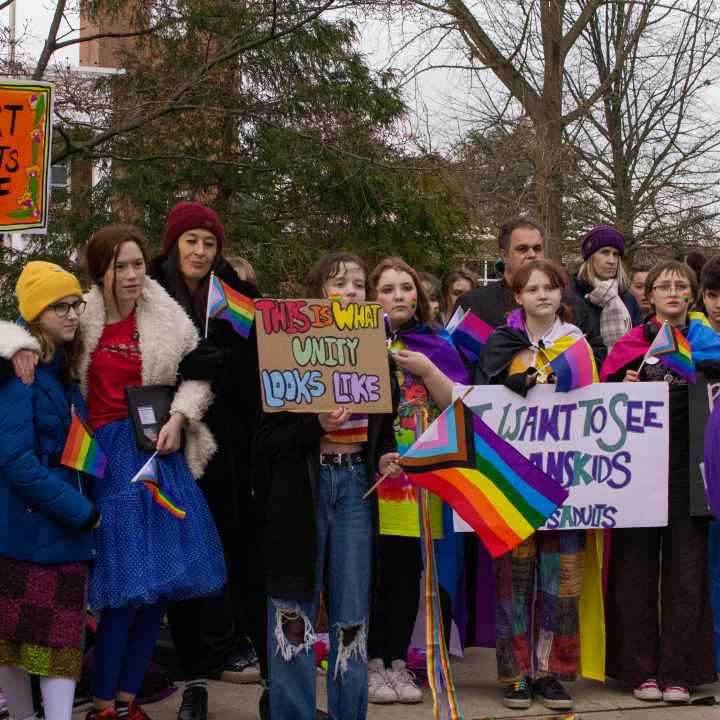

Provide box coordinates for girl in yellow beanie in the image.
[0,261,99,720]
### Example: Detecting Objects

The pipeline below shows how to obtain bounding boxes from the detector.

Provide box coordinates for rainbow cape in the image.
[61,413,107,479]
[600,312,720,381]
[206,273,255,339]
[450,310,494,363]
[400,399,568,558]
[549,336,598,392]
[130,453,186,520]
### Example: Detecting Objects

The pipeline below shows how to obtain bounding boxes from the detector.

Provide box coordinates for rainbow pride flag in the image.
[400,399,567,558]
[450,310,494,363]
[60,414,107,479]
[549,336,598,392]
[647,321,695,382]
[206,273,255,339]
[130,453,186,520]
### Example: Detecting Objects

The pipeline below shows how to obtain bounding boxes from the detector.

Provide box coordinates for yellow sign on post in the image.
[0,81,53,233]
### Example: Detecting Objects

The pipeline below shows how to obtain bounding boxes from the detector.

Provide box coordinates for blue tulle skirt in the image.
[87,418,226,610]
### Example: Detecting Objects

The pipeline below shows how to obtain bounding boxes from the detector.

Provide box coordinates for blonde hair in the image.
[578,255,630,292]
[227,256,258,285]
[27,319,84,382]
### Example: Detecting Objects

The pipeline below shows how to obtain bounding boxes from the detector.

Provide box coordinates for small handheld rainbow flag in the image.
[130,453,187,520]
[549,336,598,392]
[450,310,494,363]
[401,399,568,558]
[205,273,255,339]
[645,321,695,382]
[61,413,108,479]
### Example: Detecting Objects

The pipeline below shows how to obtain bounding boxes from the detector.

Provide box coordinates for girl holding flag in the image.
[477,259,596,711]
[78,225,225,719]
[0,262,98,720]
[148,202,265,720]
[255,251,400,720]
[601,259,720,702]
[366,257,468,705]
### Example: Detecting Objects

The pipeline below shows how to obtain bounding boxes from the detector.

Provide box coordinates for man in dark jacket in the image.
[457,217,606,369]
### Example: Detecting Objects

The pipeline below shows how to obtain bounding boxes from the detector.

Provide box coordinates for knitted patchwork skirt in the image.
[0,555,89,679]
[87,417,227,610]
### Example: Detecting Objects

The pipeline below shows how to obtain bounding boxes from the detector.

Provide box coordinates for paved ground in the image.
[73,648,720,720]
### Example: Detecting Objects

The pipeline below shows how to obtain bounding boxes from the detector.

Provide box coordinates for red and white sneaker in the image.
[662,686,690,703]
[633,679,662,701]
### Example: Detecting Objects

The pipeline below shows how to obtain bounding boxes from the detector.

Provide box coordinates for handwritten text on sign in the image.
[453,383,669,530]
[0,81,53,233]
[256,299,392,413]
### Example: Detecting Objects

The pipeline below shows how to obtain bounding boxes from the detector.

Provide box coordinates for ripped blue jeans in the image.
[268,461,372,720]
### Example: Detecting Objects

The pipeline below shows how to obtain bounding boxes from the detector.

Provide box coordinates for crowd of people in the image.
[0,206,719,720]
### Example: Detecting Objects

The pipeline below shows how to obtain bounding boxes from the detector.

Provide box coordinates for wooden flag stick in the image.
[362,471,391,501]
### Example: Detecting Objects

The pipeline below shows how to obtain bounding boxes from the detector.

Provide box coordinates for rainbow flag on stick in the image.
[130,453,187,520]
[400,399,568,558]
[549,336,598,392]
[205,273,255,339]
[61,413,108,479]
[450,310,494,363]
[644,321,695,382]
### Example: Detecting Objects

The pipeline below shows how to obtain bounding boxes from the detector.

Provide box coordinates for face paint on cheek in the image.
[329,292,343,304]
[410,296,417,311]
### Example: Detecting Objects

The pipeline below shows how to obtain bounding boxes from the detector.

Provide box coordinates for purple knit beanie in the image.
[581,225,625,261]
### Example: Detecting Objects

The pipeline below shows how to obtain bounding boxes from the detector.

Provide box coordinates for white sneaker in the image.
[633,679,662,701]
[368,658,397,704]
[389,659,422,703]
[663,686,690,703]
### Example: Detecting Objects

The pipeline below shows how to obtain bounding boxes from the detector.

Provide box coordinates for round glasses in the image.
[51,300,87,318]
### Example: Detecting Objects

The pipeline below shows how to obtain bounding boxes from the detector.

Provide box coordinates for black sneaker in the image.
[178,685,208,720]
[503,676,532,709]
[533,676,573,710]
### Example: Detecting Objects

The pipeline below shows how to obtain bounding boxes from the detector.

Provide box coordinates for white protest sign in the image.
[452,383,669,530]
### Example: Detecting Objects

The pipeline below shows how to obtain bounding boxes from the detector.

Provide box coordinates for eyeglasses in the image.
[651,282,692,296]
[52,300,87,318]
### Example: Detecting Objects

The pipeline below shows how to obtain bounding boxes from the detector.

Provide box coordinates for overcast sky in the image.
[5,2,719,151]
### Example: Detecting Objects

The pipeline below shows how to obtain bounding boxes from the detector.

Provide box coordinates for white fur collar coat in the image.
[80,278,216,479]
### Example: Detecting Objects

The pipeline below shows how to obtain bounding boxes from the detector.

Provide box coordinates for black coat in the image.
[255,397,397,602]
[457,278,607,375]
[148,257,262,540]
[572,275,644,329]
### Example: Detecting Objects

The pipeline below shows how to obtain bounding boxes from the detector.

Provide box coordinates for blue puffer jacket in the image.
[0,345,98,564]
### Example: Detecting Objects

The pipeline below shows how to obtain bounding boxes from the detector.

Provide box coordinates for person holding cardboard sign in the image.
[601,260,720,703]
[255,252,399,720]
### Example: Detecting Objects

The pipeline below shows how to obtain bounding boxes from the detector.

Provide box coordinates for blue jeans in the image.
[268,462,373,720]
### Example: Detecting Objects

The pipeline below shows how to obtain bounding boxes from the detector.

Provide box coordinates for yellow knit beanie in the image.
[16,261,83,322]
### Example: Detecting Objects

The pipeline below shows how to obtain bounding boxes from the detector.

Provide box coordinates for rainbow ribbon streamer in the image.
[420,488,462,719]
[413,404,462,720]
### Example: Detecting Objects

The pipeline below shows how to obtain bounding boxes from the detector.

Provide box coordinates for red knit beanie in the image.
[163,201,225,252]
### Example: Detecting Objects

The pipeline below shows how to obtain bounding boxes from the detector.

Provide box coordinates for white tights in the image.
[0,665,76,720]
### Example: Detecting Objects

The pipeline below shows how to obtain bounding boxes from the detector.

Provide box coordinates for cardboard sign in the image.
[689,373,720,516]
[255,299,392,413]
[453,382,670,530]
[0,81,53,233]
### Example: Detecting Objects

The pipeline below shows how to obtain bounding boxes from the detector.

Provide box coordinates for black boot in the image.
[258,687,328,720]
[178,685,208,720]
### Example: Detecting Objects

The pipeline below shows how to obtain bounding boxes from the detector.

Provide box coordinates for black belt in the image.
[320,452,365,467]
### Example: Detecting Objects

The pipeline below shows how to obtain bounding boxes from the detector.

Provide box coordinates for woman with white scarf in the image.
[572,225,644,351]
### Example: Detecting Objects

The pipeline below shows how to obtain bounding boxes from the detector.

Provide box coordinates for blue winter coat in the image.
[0,355,98,564]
